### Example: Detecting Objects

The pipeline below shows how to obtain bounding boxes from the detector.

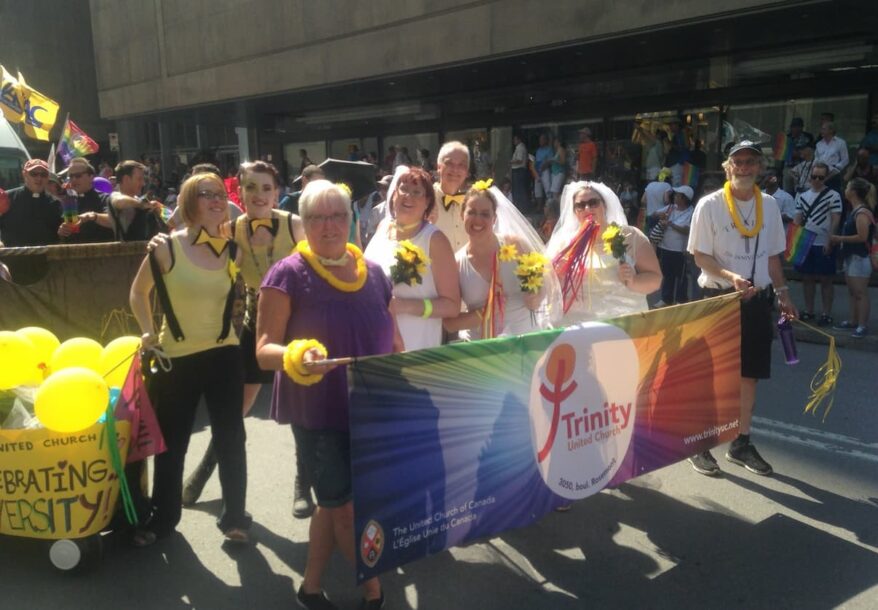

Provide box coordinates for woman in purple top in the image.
[257,180,397,610]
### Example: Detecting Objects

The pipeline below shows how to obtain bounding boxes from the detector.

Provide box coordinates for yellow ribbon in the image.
[192,227,229,257]
[793,319,841,421]
[443,194,466,210]
[249,217,277,235]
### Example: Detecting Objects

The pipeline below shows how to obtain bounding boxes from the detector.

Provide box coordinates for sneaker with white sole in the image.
[688,451,721,476]
[725,442,773,476]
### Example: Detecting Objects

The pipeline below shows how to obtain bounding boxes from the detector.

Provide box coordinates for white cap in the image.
[672,185,694,200]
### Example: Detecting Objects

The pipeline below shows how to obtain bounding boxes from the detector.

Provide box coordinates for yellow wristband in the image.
[283,339,328,386]
[421,298,433,319]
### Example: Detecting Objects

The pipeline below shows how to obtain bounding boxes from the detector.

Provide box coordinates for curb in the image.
[793,324,878,353]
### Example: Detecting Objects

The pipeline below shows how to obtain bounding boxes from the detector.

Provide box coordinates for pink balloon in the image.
[93,177,113,194]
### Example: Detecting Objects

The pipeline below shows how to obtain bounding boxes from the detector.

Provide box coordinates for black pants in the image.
[511,167,531,212]
[658,248,688,304]
[147,345,250,535]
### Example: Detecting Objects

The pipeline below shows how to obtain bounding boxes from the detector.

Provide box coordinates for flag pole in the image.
[55,112,70,172]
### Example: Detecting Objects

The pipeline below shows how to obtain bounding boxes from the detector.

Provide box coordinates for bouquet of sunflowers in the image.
[515,251,549,294]
[390,240,430,286]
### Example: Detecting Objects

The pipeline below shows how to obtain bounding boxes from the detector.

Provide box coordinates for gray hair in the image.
[299,179,352,224]
[437,141,470,165]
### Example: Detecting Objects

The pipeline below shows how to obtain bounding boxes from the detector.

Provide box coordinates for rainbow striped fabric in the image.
[785,223,816,265]
[58,117,99,166]
[681,162,700,188]
[773,133,792,164]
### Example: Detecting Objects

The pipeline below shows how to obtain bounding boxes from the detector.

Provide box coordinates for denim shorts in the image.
[291,425,352,508]
[843,254,873,278]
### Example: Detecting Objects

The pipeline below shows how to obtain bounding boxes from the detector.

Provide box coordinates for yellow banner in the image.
[18,71,60,141]
[0,421,130,540]
[0,65,25,124]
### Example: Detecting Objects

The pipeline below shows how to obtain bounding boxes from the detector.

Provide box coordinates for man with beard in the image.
[428,141,471,252]
[686,141,796,477]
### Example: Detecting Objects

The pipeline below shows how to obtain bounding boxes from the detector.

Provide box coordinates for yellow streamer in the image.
[793,319,841,421]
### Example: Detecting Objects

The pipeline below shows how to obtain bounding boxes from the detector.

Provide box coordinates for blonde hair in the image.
[299,179,352,225]
[177,172,228,229]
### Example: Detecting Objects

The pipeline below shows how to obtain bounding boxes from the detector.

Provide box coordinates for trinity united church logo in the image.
[528,323,639,500]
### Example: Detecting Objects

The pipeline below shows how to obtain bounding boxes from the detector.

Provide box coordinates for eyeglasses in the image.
[68,172,86,179]
[573,198,603,211]
[197,190,226,201]
[810,174,827,181]
[28,171,49,178]
[306,212,348,225]
[729,157,760,168]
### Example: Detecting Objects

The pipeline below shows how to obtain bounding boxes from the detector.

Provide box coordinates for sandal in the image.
[223,527,251,545]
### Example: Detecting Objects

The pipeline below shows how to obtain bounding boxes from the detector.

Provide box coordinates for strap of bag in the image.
[748,231,760,284]
[149,238,184,342]
[800,187,831,225]
[217,240,237,343]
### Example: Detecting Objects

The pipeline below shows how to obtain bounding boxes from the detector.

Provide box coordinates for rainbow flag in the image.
[785,223,816,265]
[774,133,792,163]
[681,162,700,188]
[57,116,99,165]
[61,194,78,223]
[157,203,173,225]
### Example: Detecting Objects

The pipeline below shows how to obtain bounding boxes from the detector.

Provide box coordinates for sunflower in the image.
[498,243,519,262]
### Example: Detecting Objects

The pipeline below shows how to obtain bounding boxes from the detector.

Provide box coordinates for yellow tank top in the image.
[234,210,298,289]
[158,233,240,357]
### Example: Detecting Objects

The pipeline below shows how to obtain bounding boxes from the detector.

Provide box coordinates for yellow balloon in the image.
[50,337,103,374]
[35,367,109,433]
[0,330,40,389]
[16,326,60,379]
[100,336,141,388]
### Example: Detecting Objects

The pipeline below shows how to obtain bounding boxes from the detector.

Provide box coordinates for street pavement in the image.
[1,342,876,610]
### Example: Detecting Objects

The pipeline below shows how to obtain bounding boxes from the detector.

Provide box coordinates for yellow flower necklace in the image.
[296,240,367,292]
[723,182,762,238]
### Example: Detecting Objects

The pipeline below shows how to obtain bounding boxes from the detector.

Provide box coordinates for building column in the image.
[158,120,173,185]
[116,119,142,163]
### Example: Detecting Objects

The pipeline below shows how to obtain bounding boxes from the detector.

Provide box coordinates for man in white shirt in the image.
[793,162,842,326]
[642,168,673,231]
[686,140,796,478]
[761,173,796,228]
[815,122,849,192]
[509,134,530,212]
[428,141,470,252]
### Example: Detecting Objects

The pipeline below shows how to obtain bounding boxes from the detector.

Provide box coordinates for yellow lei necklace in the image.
[296,241,367,292]
[723,182,762,238]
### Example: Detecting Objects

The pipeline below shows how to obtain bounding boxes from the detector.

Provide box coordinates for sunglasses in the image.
[68,172,86,179]
[573,198,602,210]
[28,171,49,178]
[810,174,827,181]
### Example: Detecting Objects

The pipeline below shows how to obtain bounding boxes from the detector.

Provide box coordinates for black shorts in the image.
[239,321,275,385]
[291,425,352,508]
[703,287,774,380]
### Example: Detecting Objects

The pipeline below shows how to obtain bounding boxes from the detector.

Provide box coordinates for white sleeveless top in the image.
[456,240,538,341]
[560,228,648,326]
[364,220,442,351]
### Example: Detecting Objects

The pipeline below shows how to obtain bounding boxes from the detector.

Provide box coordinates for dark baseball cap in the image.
[789,117,804,128]
[728,140,763,157]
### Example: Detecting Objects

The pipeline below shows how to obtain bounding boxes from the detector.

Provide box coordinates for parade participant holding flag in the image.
[365,166,460,351]
[428,141,471,252]
[445,178,560,340]
[129,172,251,543]
[686,141,796,477]
[179,161,312,518]
[256,179,398,610]
[57,158,115,243]
[546,181,661,326]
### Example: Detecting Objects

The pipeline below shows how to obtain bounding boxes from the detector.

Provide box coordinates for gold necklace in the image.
[296,241,367,292]
[723,182,762,238]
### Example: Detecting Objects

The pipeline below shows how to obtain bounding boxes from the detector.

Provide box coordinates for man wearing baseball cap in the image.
[686,141,797,477]
[0,158,63,248]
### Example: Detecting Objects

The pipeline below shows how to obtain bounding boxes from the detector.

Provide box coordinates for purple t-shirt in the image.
[261,253,394,431]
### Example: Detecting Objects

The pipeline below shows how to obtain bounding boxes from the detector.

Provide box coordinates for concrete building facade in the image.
[87,0,878,186]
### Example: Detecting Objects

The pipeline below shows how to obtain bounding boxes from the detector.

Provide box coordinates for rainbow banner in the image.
[350,294,743,580]
[57,116,99,166]
[681,162,700,189]
[774,133,792,164]
[785,223,816,266]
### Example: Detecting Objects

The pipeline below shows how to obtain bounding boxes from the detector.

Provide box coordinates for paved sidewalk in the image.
[787,279,878,353]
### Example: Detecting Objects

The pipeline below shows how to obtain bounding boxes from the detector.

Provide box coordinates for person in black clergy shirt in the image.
[0,158,62,247]
[78,160,167,241]
[58,158,115,243]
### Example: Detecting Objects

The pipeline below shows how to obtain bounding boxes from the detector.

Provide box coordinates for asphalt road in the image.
[1,342,876,610]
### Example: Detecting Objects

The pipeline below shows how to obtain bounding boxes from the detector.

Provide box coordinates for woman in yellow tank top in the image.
[179,161,311,515]
[130,172,251,544]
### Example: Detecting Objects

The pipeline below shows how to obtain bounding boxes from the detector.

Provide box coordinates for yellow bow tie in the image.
[443,194,465,210]
[192,227,229,258]
[249,217,277,236]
